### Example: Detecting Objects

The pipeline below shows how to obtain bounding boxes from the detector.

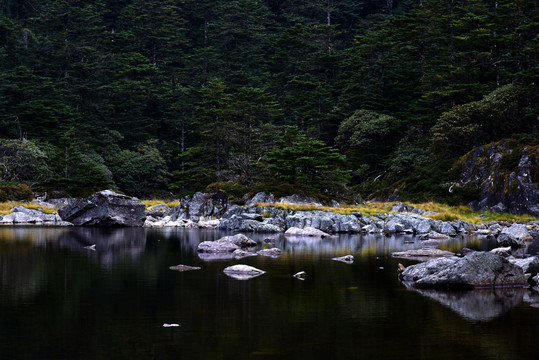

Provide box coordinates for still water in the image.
[1,226,539,360]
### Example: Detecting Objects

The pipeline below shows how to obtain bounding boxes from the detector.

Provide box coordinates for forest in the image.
[0,0,537,203]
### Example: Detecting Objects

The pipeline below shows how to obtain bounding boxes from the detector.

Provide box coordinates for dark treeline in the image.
[0,0,537,201]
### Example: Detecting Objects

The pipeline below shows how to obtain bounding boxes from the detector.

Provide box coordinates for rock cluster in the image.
[400,252,528,290]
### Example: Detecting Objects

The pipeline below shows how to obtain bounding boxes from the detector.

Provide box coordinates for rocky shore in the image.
[1,190,538,248]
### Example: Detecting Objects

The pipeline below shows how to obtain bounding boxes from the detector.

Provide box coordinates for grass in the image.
[141,199,181,208]
[0,201,58,215]
[257,200,539,224]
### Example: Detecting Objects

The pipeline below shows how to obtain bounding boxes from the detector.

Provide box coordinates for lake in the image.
[1,226,538,360]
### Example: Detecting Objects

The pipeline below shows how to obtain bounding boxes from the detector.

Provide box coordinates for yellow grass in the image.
[258,200,539,224]
[0,201,58,215]
[142,199,181,208]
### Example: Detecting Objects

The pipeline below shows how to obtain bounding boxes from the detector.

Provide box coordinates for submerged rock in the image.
[391,248,455,260]
[257,248,284,257]
[400,252,527,290]
[332,255,354,264]
[223,264,266,280]
[169,264,201,272]
[58,190,146,227]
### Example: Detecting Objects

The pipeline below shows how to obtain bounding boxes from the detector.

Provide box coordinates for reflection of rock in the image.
[197,252,236,261]
[401,252,527,289]
[391,248,454,261]
[223,264,265,280]
[257,248,284,257]
[332,255,354,263]
[169,264,201,271]
[233,249,258,259]
[58,190,146,227]
[59,227,147,263]
[404,283,526,321]
[197,233,257,253]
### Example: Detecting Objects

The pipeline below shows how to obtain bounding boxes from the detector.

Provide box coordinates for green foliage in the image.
[430,83,530,157]
[264,126,350,193]
[500,149,523,171]
[108,139,170,197]
[0,139,51,182]
[335,110,400,182]
[0,0,536,205]
[0,182,33,201]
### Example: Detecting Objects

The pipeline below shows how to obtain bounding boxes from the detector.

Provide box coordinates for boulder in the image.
[169,191,229,222]
[285,226,331,237]
[278,193,322,206]
[508,256,539,275]
[197,233,256,253]
[146,204,170,217]
[223,264,266,280]
[490,246,512,257]
[57,190,146,227]
[197,240,239,253]
[400,252,528,290]
[245,192,275,206]
[497,223,533,246]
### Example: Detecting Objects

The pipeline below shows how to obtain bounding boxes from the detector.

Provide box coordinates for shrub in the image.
[0,182,33,201]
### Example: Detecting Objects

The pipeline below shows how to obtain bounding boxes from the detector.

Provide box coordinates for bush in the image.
[0,182,33,201]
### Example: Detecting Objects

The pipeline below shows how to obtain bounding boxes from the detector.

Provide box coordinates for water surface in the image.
[1,227,538,360]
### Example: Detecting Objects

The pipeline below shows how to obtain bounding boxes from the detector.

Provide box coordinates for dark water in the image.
[1,227,539,360]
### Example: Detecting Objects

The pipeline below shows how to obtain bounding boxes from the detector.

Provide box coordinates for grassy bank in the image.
[0,201,57,215]
[258,201,539,224]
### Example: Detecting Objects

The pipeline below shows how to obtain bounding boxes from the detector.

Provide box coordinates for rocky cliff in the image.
[457,140,539,216]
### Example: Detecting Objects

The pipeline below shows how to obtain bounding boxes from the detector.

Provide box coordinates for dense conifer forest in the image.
[0,0,537,202]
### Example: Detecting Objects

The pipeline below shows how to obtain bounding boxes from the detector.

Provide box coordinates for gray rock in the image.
[245,192,275,206]
[223,264,266,280]
[197,240,240,253]
[147,204,170,217]
[285,226,331,237]
[257,247,284,257]
[217,234,257,247]
[418,231,450,241]
[508,256,539,275]
[58,190,146,227]
[461,141,539,216]
[293,271,307,280]
[401,252,528,289]
[169,191,229,222]
[278,194,322,206]
[197,233,256,253]
[490,246,512,257]
[497,223,533,246]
